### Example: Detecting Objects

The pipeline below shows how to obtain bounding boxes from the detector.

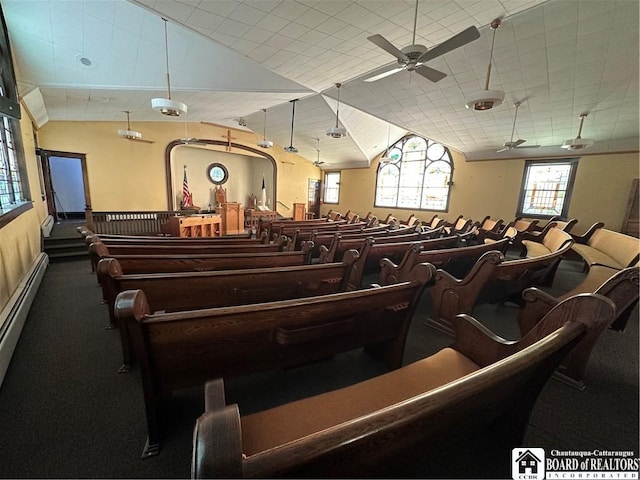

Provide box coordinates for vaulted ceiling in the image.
[4,0,639,168]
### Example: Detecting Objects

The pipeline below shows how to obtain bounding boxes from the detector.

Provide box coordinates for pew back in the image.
[429,243,572,334]
[191,293,614,478]
[115,262,436,457]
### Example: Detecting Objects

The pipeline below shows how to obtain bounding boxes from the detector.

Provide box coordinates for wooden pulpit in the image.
[218,202,245,235]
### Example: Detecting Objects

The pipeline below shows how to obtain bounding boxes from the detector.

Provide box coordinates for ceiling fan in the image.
[496,101,540,152]
[313,138,325,167]
[284,99,299,153]
[365,0,480,83]
[178,113,207,145]
[117,111,154,144]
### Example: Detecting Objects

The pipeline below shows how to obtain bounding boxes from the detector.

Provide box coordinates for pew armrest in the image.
[449,314,518,367]
[204,378,227,412]
[571,222,605,244]
[192,403,243,479]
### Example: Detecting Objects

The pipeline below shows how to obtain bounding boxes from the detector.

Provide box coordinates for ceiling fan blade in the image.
[415,65,447,82]
[367,34,409,62]
[417,26,480,63]
[131,138,154,144]
[516,144,541,149]
[512,139,526,147]
[364,66,405,83]
[496,146,509,153]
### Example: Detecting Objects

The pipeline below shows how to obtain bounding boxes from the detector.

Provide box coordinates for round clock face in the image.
[207,163,229,184]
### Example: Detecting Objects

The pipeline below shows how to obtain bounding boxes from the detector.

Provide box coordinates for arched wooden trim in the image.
[164,140,278,210]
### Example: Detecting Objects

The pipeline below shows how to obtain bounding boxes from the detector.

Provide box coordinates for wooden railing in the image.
[86,209,182,235]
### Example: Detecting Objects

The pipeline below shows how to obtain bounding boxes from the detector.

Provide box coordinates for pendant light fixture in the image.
[117,111,154,143]
[257,108,273,148]
[465,18,505,111]
[151,18,187,117]
[561,113,595,150]
[284,99,299,153]
[326,83,347,138]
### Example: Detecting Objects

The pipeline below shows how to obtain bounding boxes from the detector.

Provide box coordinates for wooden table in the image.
[161,215,222,237]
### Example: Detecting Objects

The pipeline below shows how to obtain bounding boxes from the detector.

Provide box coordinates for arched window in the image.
[375,134,453,211]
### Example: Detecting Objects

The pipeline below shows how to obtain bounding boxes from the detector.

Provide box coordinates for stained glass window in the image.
[0,115,23,212]
[517,160,578,218]
[375,135,452,211]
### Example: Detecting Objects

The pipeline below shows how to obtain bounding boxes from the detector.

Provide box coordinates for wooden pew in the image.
[84,232,267,246]
[318,233,459,265]
[472,216,505,242]
[569,223,640,270]
[87,240,289,272]
[191,293,615,478]
[281,222,373,251]
[114,262,436,457]
[324,236,461,288]
[428,242,573,334]
[379,237,511,285]
[520,226,575,258]
[306,226,421,259]
[442,215,473,235]
[99,252,361,372]
[517,265,640,390]
[88,242,313,275]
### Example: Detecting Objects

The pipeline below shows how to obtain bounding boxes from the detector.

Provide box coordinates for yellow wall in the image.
[37,121,322,217]
[0,112,48,312]
[323,149,639,235]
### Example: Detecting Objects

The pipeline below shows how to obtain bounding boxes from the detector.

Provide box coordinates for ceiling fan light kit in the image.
[465,89,505,111]
[151,18,187,117]
[326,83,347,138]
[562,113,595,150]
[465,17,504,111]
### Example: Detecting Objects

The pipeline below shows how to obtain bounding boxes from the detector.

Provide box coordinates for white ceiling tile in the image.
[254,13,290,33]
[4,0,636,165]
[217,18,252,37]
[187,8,225,30]
[196,0,238,16]
[228,4,269,26]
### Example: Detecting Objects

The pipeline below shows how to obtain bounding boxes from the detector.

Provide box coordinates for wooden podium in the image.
[161,215,222,237]
[293,203,306,221]
[218,202,245,235]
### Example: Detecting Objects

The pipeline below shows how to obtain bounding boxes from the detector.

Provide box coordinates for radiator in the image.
[0,253,48,388]
[41,215,54,238]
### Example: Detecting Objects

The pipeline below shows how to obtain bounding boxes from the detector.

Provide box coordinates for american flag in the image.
[182,167,193,207]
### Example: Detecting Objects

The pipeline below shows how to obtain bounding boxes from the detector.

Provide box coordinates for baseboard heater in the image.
[0,253,49,388]
[41,215,54,238]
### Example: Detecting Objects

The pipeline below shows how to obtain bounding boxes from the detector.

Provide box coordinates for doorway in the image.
[36,149,91,222]
[308,179,321,219]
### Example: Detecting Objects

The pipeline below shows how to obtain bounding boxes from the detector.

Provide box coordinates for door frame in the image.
[36,149,91,220]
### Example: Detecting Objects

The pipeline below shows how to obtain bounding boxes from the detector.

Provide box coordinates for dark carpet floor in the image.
[0,236,637,479]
